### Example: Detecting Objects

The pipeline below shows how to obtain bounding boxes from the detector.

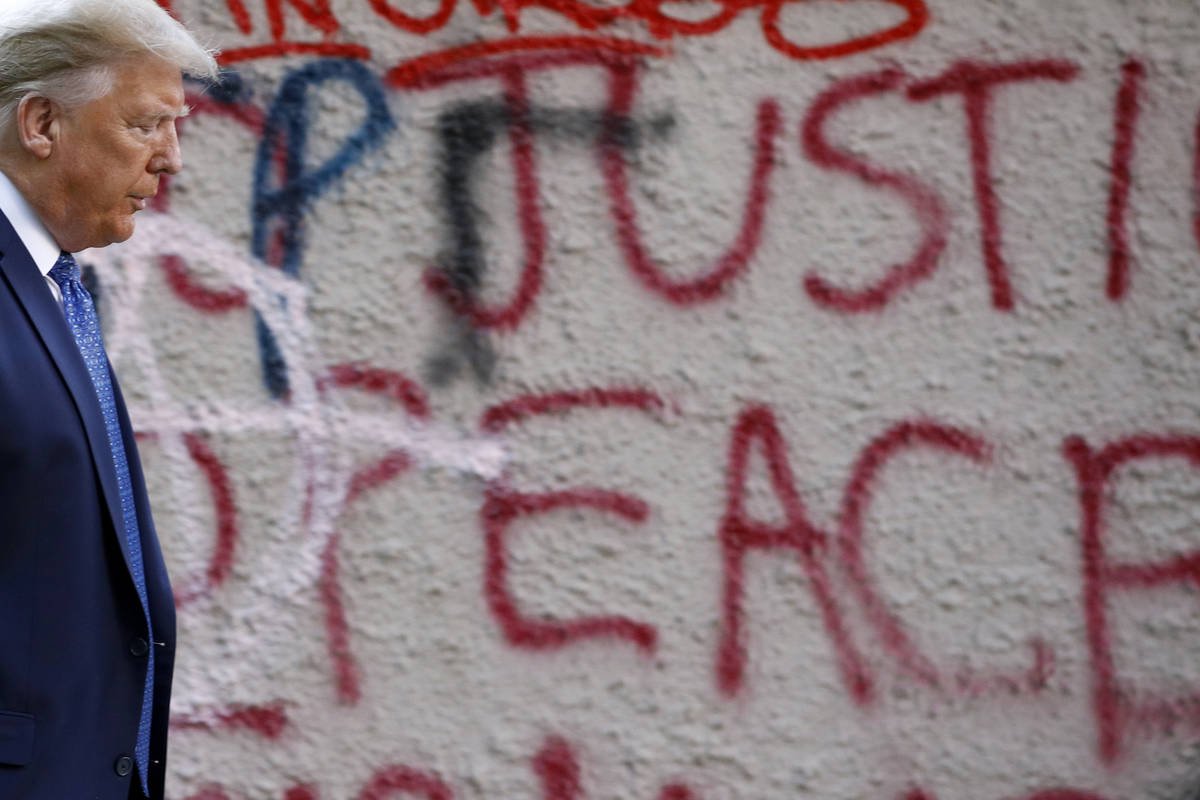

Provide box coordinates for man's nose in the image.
[151,123,183,175]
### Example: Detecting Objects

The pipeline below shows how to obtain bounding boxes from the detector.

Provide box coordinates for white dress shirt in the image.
[0,169,66,304]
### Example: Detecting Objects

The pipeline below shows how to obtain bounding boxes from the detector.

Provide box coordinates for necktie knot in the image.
[48,251,80,288]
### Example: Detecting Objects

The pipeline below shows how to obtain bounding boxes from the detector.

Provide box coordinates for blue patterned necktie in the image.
[49,252,154,796]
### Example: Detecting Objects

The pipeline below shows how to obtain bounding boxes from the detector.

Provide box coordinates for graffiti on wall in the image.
[106,2,1200,798]
[162,49,1159,394]
[113,242,1200,797]
[158,0,929,69]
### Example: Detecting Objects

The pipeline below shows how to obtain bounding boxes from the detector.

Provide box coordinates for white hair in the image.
[0,0,219,137]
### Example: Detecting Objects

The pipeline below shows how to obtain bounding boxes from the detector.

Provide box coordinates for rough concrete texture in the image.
[90,1,1200,798]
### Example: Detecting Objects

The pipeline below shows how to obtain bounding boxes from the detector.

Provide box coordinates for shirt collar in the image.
[0,169,64,278]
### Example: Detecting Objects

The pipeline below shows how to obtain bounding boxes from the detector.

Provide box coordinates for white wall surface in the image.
[97,1,1200,797]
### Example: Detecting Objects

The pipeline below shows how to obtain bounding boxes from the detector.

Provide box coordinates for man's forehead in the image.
[108,57,188,114]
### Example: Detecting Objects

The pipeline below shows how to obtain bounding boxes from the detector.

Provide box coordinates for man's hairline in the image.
[23,54,192,120]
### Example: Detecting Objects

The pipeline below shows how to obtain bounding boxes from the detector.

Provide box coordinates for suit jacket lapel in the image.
[0,212,134,574]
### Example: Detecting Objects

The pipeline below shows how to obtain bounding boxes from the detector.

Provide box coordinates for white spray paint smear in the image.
[85,212,507,700]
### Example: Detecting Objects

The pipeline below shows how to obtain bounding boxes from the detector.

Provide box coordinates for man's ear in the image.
[14,95,59,159]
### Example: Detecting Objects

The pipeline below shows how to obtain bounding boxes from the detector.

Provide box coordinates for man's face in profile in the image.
[49,54,187,251]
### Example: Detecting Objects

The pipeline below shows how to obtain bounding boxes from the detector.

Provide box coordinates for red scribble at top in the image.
[385,36,665,91]
[217,0,369,64]
[212,0,929,66]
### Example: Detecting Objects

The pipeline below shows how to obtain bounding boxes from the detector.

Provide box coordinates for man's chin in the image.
[74,225,135,254]
[106,220,137,246]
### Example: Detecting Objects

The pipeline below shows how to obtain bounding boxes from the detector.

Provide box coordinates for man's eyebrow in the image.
[132,104,191,123]
[159,105,191,121]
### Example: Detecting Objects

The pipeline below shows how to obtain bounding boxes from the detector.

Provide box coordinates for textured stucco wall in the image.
[95,1,1200,797]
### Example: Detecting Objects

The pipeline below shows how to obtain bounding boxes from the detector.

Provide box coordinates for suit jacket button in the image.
[130,637,149,657]
[114,756,133,777]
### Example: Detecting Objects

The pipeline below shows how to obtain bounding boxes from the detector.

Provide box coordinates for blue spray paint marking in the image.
[203,70,249,104]
[250,59,395,398]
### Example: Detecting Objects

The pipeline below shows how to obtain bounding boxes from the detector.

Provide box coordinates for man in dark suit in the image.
[0,1,217,797]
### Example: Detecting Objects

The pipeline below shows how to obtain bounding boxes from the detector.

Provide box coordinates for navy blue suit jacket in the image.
[0,208,175,799]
